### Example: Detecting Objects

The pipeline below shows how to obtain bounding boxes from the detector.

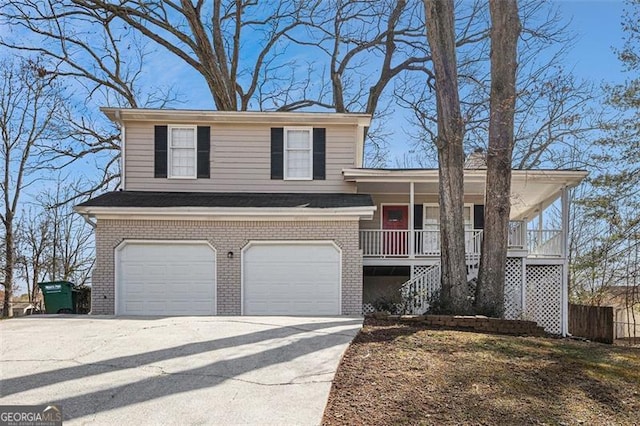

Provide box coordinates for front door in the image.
[382,205,409,255]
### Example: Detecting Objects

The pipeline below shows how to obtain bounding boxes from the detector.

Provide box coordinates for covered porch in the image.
[344,168,587,261]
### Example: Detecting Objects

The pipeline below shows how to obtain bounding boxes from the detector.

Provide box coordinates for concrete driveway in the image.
[0,316,362,425]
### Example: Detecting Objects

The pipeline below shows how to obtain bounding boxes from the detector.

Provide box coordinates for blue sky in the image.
[174,0,630,164]
[148,1,628,108]
[555,0,626,84]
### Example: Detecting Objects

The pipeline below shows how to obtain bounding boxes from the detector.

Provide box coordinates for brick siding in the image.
[92,219,362,315]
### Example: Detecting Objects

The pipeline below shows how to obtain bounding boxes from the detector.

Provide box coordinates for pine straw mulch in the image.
[322,318,640,426]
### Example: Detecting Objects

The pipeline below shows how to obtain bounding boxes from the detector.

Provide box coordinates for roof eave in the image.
[100,107,372,126]
[342,168,588,186]
[74,205,376,221]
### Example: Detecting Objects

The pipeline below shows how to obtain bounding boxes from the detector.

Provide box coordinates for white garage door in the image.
[243,242,341,315]
[117,242,216,315]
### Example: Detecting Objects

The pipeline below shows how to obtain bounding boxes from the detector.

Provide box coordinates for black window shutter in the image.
[197,126,210,178]
[414,204,424,255]
[271,127,284,180]
[313,128,326,180]
[154,125,168,178]
[414,204,423,229]
[474,204,485,230]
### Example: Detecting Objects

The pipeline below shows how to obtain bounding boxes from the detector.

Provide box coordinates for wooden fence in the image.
[568,304,614,344]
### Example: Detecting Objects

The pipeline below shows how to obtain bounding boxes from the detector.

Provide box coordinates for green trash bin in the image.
[38,281,77,314]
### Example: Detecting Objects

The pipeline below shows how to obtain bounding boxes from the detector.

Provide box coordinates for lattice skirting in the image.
[525,264,563,334]
[364,261,564,335]
[412,265,432,277]
[363,303,375,315]
[504,258,523,320]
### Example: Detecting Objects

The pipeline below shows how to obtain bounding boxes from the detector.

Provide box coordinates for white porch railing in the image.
[359,229,409,257]
[527,230,563,257]
[360,229,485,257]
[360,222,528,258]
[400,263,441,314]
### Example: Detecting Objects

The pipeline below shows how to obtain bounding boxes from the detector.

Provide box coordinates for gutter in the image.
[73,205,377,221]
[78,211,97,229]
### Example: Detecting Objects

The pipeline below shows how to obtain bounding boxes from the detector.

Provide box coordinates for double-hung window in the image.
[284,128,312,180]
[168,126,197,179]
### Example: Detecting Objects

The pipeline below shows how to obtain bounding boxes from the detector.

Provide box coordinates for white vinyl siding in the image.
[124,122,356,192]
[284,128,312,180]
[168,126,197,179]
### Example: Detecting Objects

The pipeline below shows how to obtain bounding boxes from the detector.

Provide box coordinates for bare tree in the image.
[15,179,95,306]
[424,0,470,314]
[15,209,50,304]
[47,0,316,111]
[398,1,597,172]
[0,59,64,316]
[1,0,184,201]
[42,182,95,284]
[475,0,521,316]
[569,0,640,338]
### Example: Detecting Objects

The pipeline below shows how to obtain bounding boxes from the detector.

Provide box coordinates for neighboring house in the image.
[75,109,587,335]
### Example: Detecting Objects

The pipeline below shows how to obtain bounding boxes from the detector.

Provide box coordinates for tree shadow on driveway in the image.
[1,318,362,421]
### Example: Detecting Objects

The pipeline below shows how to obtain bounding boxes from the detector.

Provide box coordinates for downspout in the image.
[79,212,97,229]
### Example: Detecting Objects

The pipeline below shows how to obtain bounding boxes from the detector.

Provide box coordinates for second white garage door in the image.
[242,242,341,315]
[117,242,216,315]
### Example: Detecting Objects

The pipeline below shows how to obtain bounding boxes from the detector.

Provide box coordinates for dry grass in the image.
[323,318,640,426]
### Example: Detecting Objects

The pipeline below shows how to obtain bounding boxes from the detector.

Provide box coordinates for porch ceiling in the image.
[343,168,588,220]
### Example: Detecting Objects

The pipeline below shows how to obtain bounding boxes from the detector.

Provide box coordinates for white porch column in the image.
[409,181,415,259]
[561,186,570,336]
[537,202,544,248]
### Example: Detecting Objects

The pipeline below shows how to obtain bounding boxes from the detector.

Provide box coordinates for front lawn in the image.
[323,318,640,425]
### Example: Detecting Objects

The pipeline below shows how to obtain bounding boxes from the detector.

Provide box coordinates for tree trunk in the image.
[476,0,521,317]
[3,218,14,317]
[424,0,470,314]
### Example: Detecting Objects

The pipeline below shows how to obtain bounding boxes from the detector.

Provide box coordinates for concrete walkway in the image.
[0,316,362,425]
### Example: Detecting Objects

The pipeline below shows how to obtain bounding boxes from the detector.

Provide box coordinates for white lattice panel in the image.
[504,257,523,319]
[412,265,432,278]
[525,264,562,334]
[362,303,375,315]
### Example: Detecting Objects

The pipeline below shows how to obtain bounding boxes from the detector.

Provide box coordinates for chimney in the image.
[464,147,487,169]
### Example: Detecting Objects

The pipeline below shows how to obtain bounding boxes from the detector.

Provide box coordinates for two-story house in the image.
[75,108,587,335]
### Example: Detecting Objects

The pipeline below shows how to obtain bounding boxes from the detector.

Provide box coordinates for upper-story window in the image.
[168,126,197,179]
[284,128,312,180]
[270,126,325,181]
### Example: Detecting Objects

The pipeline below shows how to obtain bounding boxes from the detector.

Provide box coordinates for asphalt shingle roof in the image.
[77,191,374,209]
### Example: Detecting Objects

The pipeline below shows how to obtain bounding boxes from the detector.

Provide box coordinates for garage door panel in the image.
[117,243,216,316]
[245,245,340,262]
[243,243,341,315]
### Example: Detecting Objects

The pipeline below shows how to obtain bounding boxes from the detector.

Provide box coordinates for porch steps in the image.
[400,257,480,315]
[400,263,441,315]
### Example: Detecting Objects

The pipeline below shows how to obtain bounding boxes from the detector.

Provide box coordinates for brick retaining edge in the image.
[367,313,548,337]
